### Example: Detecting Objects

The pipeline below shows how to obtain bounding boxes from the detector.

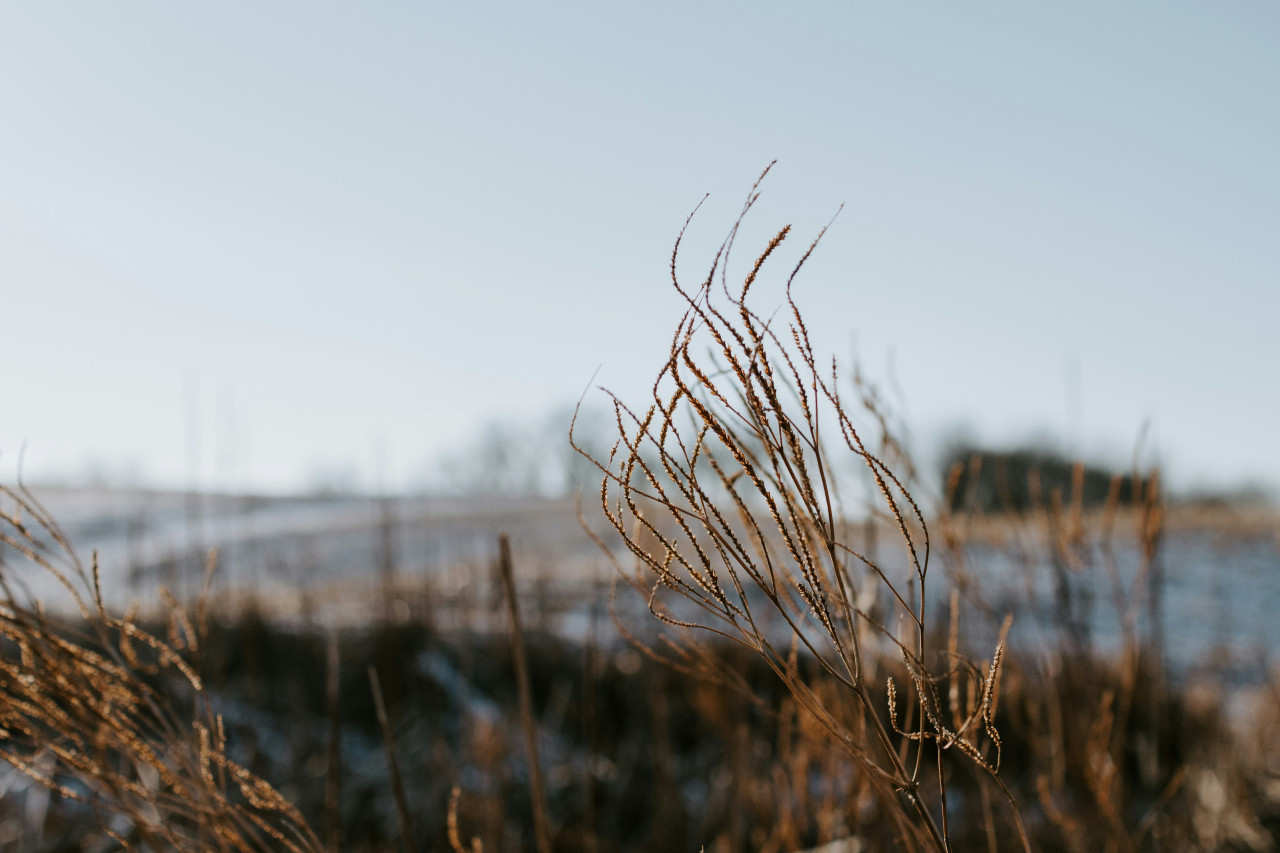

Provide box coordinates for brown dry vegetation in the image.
[1,169,1277,851]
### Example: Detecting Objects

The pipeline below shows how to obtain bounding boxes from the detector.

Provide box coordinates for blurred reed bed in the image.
[0,168,1276,851]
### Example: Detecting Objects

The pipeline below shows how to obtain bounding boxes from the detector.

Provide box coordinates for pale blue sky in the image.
[2,3,1276,494]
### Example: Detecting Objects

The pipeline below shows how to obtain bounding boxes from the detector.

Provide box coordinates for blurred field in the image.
[25,486,1280,685]
[1,483,1277,851]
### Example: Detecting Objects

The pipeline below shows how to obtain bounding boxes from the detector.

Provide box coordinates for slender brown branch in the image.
[369,665,414,853]
[498,534,553,853]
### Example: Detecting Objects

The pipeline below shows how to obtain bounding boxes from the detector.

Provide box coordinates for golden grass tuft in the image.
[0,483,324,851]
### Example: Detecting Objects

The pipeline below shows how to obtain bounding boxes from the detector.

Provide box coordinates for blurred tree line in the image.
[426,404,611,498]
[939,441,1141,513]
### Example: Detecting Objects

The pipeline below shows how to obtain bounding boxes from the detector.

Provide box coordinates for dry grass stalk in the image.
[446,785,485,853]
[324,630,342,853]
[497,533,554,853]
[0,483,323,851]
[368,664,415,852]
[573,164,1028,852]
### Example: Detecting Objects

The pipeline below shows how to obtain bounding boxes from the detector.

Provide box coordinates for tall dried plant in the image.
[0,482,324,852]
[574,164,1028,852]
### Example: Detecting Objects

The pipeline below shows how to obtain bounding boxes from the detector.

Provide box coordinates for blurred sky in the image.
[1,3,1276,495]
